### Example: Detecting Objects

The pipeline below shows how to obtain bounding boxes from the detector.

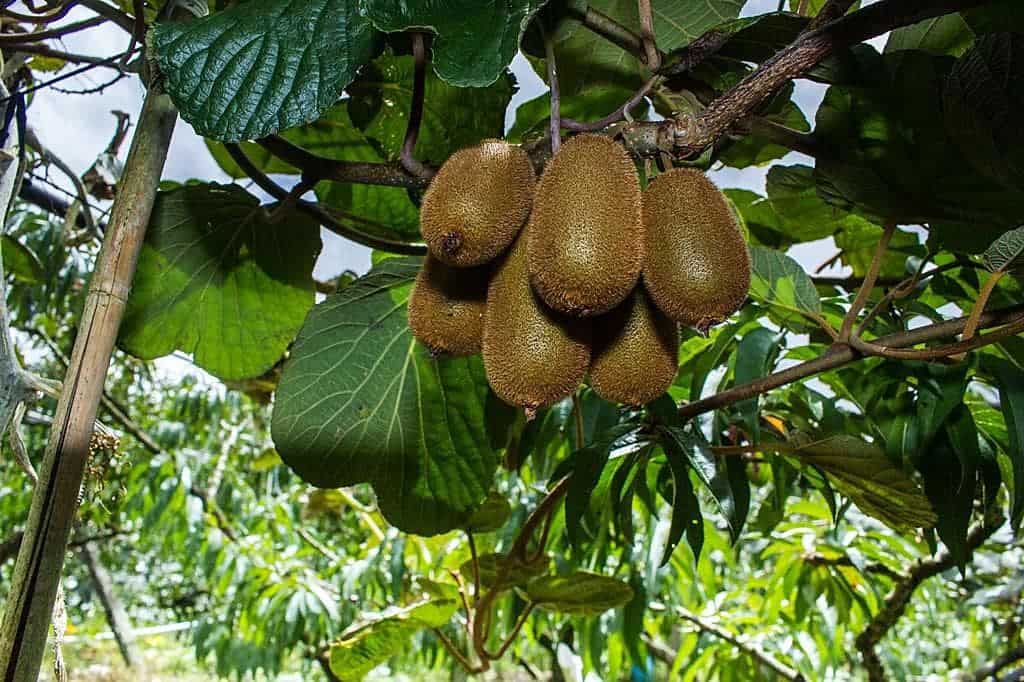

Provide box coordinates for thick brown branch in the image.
[672,0,993,158]
[855,514,1004,682]
[968,646,1024,682]
[224,143,425,255]
[257,135,430,190]
[677,303,1024,422]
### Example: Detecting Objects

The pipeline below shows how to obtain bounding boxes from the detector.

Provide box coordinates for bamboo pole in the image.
[0,82,177,681]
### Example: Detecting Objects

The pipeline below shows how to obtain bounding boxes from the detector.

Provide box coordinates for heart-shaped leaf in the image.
[271,257,499,535]
[120,183,320,381]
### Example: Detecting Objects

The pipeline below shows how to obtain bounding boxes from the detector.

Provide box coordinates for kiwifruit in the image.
[642,168,751,332]
[590,287,679,406]
[408,256,489,356]
[527,134,643,317]
[420,140,535,267]
[483,232,590,414]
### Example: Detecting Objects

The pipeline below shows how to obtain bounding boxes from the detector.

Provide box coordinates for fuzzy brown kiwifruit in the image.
[642,168,750,332]
[408,256,489,356]
[589,287,679,406]
[527,134,642,317]
[482,232,590,413]
[419,140,535,267]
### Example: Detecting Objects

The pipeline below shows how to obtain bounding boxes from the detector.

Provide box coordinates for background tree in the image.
[0,0,1022,680]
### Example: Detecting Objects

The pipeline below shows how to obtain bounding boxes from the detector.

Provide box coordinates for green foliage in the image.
[362,0,546,87]
[7,3,1024,681]
[152,0,379,141]
[526,572,634,615]
[120,183,321,380]
[271,257,499,535]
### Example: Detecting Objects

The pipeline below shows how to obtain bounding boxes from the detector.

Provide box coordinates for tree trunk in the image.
[80,543,139,668]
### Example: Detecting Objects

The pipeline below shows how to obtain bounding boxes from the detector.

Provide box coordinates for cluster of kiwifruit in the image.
[408,135,751,416]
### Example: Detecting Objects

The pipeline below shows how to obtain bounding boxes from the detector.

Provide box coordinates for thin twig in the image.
[959,270,1005,347]
[637,0,660,71]
[562,74,659,132]
[854,258,964,337]
[0,16,106,45]
[544,26,561,155]
[399,33,432,180]
[432,628,486,674]
[466,532,481,604]
[676,303,1024,422]
[223,143,425,255]
[484,603,535,660]
[840,218,896,341]
[297,527,341,563]
[678,608,805,681]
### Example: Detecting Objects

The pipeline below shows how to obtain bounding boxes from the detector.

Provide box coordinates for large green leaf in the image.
[565,424,637,546]
[328,599,457,681]
[943,33,1024,193]
[885,15,974,56]
[550,0,744,95]
[527,571,633,615]
[347,54,514,164]
[360,0,546,87]
[270,257,499,535]
[988,358,1024,530]
[790,433,937,531]
[1,235,44,284]
[982,226,1024,272]
[814,50,1024,239]
[152,0,380,141]
[748,246,822,329]
[922,413,978,568]
[662,426,738,542]
[765,165,843,242]
[120,184,320,381]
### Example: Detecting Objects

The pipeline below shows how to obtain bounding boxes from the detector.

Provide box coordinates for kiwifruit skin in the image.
[420,140,535,267]
[642,168,751,330]
[590,287,679,406]
[408,256,489,356]
[483,232,591,410]
[528,134,643,317]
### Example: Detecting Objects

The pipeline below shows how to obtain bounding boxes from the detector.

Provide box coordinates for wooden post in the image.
[0,83,177,681]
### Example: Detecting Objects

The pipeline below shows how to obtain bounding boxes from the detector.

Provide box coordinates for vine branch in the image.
[678,608,805,681]
[677,303,1024,422]
[399,33,432,180]
[840,218,896,341]
[855,512,1004,682]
